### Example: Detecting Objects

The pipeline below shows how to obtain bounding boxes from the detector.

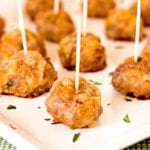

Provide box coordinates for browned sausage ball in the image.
[105,9,144,41]
[35,10,74,43]
[0,17,5,37]
[0,29,46,63]
[58,33,106,72]
[130,0,150,26]
[0,51,57,98]
[45,77,102,129]
[25,0,62,20]
[141,39,150,61]
[112,57,150,100]
[88,0,116,18]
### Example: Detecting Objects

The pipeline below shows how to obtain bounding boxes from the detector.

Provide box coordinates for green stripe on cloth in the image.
[0,137,16,150]
[125,138,150,150]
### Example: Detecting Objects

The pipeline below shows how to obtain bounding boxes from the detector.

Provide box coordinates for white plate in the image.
[0,0,150,150]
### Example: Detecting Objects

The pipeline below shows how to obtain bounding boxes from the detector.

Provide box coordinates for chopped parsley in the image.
[9,124,16,130]
[115,45,124,49]
[88,80,102,85]
[123,114,131,123]
[125,98,132,102]
[37,107,41,109]
[73,132,80,143]
[6,80,13,87]
[7,105,16,110]
[109,72,114,76]
[107,103,111,106]
[44,118,51,121]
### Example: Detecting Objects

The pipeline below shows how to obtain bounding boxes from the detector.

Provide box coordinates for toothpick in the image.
[134,0,141,62]
[75,17,81,91]
[54,0,60,14]
[17,0,28,55]
[83,0,88,35]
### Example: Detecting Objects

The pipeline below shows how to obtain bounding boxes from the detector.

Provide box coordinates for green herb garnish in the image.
[73,132,80,143]
[37,107,41,109]
[6,80,13,87]
[44,118,51,121]
[115,45,124,49]
[137,56,142,62]
[125,98,132,102]
[7,105,16,110]
[88,80,102,85]
[9,124,16,130]
[123,114,131,123]
[109,72,114,76]
[107,103,111,106]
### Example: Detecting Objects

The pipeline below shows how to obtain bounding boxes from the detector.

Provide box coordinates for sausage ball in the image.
[58,33,106,72]
[88,0,116,18]
[141,39,150,61]
[105,9,144,41]
[25,0,62,20]
[35,10,74,43]
[0,17,5,37]
[0,51,57,98]
[112,57,150,100]
[130,0,150,26]
[0,29,46,62]
[45,77,102,129]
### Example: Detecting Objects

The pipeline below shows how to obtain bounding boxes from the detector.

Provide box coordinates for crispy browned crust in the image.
[25,0,62,20]
[45,77,102,129]
[0,51,57,98]
[0,29,46,61]
[130,0,150,26]
[112,57,150,100]
[88,0,116,18]
[35,10,74,43]
[105,9,144,41]
[0,17,5,37]
[58,33,106,72]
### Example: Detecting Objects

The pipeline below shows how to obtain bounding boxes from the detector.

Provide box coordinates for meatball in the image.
[0,17,5,37]
[88,0,116,18]
[58,33,106,72]
[130,0,150,26]
[105,9,144,41]
[112,57,150,99]
[35,10,74,43]
[45,77,102,129]
[0,29,46,62]
[141,40,150,61]
[25,0,62,20]
[0,51,57,98]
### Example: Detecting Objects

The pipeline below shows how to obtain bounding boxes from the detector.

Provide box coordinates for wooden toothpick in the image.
[75,17,81,91]
[54,0,60,14]
[134,0,141,62]
[17,0,28,55]
[82,0,88,35]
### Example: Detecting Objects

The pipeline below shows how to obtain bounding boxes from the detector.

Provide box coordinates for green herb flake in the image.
[37,107,41,109]
[44,118,51,121]
[123,114,131,123]
[6,80,13,87]
[7,105,16,110]
[9,124,16,130]
[115,45,124,49]
[73,132,80,143]
[109,72,114,76]
[88,80,102,85]
[137,56,142,62]
[107,103,111,106]
[125,98,132,102]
